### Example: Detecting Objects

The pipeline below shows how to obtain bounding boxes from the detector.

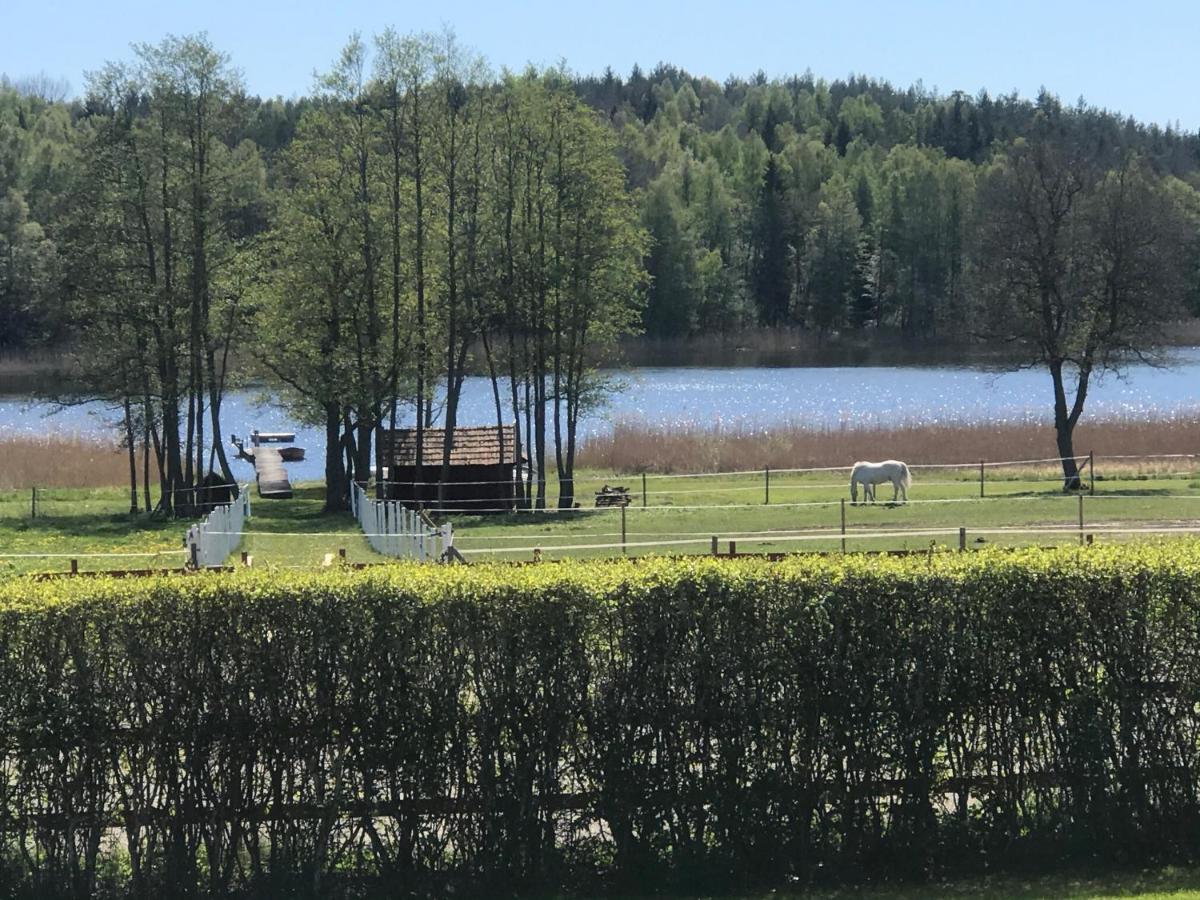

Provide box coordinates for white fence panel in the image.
[185,486,252,568]
[351,482,451,562]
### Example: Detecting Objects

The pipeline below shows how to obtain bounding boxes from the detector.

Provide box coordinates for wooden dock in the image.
[253,447,293,499]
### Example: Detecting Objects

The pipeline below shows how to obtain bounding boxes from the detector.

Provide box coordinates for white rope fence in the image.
[350,482,452,562]
[184,485,251,568]
[456,523,1200,558]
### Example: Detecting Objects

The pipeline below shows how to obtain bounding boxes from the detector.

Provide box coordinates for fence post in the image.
[764,466,770,505]
[30,487,36,519]
[959,526,966,552]
[840,498,847,554]
[621,504,627,556]
[711,535,718,556]
[1078,493,1084,546]
[642,472,647,508]
[979,460,985,498]
[70,558,78,575]
[1089,450,1095,495]
[729,540,737,556]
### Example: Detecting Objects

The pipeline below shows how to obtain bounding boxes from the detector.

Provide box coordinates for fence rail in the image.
[184,486,251,568]
[350,482,452,562]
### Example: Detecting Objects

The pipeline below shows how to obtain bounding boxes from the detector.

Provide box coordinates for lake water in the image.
[4,348,1200,482]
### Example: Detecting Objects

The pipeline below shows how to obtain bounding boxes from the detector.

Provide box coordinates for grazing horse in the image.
[850,460,912,504]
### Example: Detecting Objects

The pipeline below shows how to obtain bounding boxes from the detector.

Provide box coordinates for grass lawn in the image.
[758,867,1200,899]
[570,867,1200,899]
[0,482,375,576]
[4,466,1200,574]
[446,468,1200,561]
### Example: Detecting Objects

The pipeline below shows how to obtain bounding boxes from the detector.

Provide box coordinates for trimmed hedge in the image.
[2,546,1200,896]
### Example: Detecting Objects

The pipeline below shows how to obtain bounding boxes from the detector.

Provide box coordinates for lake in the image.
[4,349,1200,482]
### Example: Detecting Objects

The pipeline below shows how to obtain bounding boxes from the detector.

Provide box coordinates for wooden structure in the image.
[380,425,519,512]
[230,432,298,499]
[595,485,631,507]
[252,447,292,499]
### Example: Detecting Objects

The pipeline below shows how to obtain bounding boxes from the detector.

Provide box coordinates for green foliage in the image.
[4,545,1200,895]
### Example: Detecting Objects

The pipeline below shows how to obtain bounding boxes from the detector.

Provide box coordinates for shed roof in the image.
[381,425,518,467]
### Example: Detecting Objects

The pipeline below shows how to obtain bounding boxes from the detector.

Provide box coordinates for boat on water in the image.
[230,434,306,464]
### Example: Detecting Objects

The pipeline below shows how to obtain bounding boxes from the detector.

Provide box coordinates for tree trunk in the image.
[482,333,512,509]
[355,421,372,489]
[1050,360,1083,490]
[324,403,349,512]
[123,390,139,515]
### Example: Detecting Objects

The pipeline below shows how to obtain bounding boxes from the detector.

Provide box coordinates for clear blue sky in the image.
[6,0,1196,130]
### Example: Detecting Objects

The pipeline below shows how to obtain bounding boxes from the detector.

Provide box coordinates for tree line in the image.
[1,34,1197,507]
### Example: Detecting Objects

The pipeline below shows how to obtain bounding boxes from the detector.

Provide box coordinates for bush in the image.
[2,545,1200,896]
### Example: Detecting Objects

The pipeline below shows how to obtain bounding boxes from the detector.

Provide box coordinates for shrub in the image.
[1,545,1199,896]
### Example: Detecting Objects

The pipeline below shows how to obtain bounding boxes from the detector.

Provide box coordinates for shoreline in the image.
[574,417,1200,474]
[8,325,1200,393]
[6,416,1200,488]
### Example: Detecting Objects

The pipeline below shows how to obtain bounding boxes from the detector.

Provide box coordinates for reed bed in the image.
[6,415,1200,490]
[0,434,148,489]
[577,417,1200,476]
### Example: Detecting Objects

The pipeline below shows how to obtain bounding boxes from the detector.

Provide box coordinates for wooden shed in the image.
[379,425,520,512]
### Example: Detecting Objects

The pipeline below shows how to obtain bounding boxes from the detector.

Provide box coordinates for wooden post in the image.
[979,460,985,498]
[30,487,36,519]
[711,535,718,556]
[729,540,737,557]
[621,505,627,556]
[241,551,249,566]
[1078,493,1084,546]
[642,472,647,508]
[1088,450,1095,495]
[764,466,770,505]
[70,558,78,575]
[189,545,199,570]
[959,526,966,552]
[339,547,347,561]
[840,498,847,554]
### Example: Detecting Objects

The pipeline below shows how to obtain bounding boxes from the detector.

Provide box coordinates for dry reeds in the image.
[0,434,149,489]
[577,417,1200,474]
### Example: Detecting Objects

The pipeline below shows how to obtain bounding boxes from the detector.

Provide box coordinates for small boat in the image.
[279,447,306,462]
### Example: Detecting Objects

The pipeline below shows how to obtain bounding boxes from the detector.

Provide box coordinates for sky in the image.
[5,0,1197,130]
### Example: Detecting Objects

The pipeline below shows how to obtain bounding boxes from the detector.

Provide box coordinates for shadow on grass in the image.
[249,484,359,533]
[447,508,601,528]
[564,865,1200,900]
[801,866,1200,899]
[1,513,178,541]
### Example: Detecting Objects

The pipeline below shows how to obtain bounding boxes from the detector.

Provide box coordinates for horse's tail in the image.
[900,462,912,491]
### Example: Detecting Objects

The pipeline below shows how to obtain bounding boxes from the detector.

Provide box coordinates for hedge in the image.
[2,545,1200,897]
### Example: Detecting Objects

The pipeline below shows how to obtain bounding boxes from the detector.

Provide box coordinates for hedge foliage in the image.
[3,545,1200,897]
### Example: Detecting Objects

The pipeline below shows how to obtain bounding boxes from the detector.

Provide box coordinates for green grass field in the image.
[733,866,1200,899]
[0,483,375,576]
[446,467,1200,561]
[4,465,1200,575]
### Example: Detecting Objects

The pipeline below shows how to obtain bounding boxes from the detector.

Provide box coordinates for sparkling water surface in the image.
[4,349,1199,482]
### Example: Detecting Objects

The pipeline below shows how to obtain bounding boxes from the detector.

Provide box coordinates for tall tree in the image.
[973,128,1192,487]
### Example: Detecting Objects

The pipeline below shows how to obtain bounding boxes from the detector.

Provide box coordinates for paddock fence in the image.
[350,481,453,562]
[184,484,251,568]
[8,452,1200,574]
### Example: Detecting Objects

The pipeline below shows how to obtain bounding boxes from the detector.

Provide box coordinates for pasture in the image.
[0,484,376,576]
[4,455,1200,574]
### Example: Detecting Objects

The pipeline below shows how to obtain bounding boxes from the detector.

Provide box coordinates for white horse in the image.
[850,460,912,504]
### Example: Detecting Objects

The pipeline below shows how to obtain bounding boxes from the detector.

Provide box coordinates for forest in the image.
[2,30,1198,511]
